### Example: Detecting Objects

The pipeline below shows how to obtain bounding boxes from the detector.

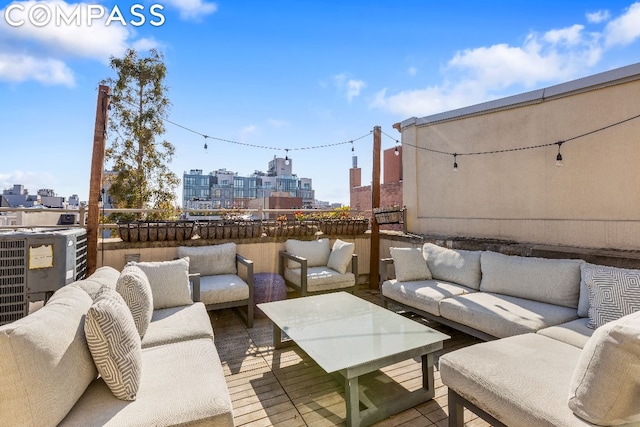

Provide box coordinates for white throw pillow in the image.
[582,263,640,329]
[130,257,193,310]
[327,239,355,274]
[116,265,154,338]
[390,247,432,282]
[568,310,640,425]
[85,286,142,401]
[285,239,331,269]
[177,243,237,276]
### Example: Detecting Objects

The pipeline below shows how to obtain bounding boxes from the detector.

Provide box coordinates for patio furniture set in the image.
[381,242,640,426]
[1,238,637,426]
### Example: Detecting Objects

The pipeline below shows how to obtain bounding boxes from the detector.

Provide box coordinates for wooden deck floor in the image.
[210,288,492,427]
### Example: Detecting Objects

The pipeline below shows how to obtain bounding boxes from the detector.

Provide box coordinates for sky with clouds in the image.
[1,0,639,205]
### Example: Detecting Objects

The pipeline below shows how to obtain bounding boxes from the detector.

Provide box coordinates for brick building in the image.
[349,146,403,230]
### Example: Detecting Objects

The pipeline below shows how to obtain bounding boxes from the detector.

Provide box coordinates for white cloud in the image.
[346,79,366,102]
[332,73,366,101]
[371,18,607,118]
[604,2,640,46]
[267,119,290,128]
[162,0,218,21]
[238,124,258,140]
[0,171,56,193]
[0,53,75,85]
[0,1,159,85]
[408,66,417,76]
[586,10,611,23]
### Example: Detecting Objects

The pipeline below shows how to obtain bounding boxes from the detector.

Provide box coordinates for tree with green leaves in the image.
[103,48,179,221]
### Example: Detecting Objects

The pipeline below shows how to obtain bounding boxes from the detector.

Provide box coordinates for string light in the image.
[555,141,563,167]
[453,153,458,172]
[394,145,400,156]
[284,149,290,165]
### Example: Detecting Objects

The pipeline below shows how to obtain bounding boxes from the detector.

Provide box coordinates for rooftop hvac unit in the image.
[0,228,87,325]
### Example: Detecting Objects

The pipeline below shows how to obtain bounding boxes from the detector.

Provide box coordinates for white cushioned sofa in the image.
[0,261,234,427]
[381,243,640,426]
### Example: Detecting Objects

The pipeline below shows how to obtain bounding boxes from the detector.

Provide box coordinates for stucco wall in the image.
[402,77,640,250]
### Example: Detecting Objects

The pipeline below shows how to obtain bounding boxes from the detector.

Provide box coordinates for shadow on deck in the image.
[210,288,493,427]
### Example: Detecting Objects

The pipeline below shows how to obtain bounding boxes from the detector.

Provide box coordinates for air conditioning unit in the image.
[0,228,87,325]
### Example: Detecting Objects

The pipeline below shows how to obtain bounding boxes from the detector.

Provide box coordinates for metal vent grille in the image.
[75,232,88,281]
[0,239,27,325]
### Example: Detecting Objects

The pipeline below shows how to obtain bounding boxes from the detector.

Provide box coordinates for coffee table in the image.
[257,292,450,427]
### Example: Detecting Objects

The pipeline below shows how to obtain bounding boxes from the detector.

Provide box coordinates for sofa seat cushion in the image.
[381,279,475,316]
[440,333,589,427]
[422,243,482,290]
[480,251,582,308]
[537,318,593,349]
[200,274,250,305]
[60,338,234,427]
[142,302,214,349]
[284,267,355,293]
[439,292,579,338]
[0,285,98,426]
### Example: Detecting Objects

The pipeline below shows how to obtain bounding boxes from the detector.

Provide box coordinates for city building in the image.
[350,146,403,229]
[182,156,315,210]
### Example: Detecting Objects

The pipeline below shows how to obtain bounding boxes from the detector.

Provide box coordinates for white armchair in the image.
[177,243,254,327]
[278,238,358,297]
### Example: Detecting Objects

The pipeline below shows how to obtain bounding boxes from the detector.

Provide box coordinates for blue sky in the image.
[1,1,640,206]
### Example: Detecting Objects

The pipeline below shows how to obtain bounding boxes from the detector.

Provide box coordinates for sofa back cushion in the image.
[72,265,120,299]
[480,251,582,308]
[130,258,193,310]
[285,239,331,269]
[0,285,98,426]
[568,310,640,425]
[177,243,237,276]
[422,243,482,289]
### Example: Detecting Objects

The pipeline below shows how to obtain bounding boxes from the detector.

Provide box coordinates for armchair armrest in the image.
[189,273,201,302]
[236,253,254,293]
[351,253,358,282]
[278,250,309,295]
[379,258,394,285]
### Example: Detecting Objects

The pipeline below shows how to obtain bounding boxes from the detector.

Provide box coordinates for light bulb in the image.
[285,156,290,166]
[394,146,399,156]
[453,154,458,171]
[555,153,563,167]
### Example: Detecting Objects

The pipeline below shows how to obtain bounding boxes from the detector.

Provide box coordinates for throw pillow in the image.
[582,263,640,329]
[177,243,237,276]
[130,257,193,310]
[116,265,154,339]
[85,286,142,401]
[568,310,640,425]
[327,239,355,274]
[285,239,331,269]
[390,247,432,282]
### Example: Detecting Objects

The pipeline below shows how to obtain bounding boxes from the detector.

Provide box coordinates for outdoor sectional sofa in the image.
[0,260,234,427]
[381,243,640,426]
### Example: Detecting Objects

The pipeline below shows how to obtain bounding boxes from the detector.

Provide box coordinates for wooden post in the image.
[87,85,110,275]
[369,126,381,289]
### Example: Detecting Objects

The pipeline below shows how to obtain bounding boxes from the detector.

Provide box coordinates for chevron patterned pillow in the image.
[116,265,154,339]
[85,286,142,401]
[582,263,640,329]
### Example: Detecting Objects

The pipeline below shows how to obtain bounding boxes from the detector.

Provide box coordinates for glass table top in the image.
[258,292,450,373]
